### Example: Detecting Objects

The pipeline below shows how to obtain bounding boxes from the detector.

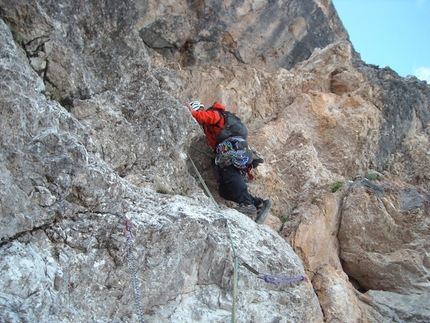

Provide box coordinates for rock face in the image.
[1,0,429,322]
[339,179,430,295]
[137,0,348,70]
[0,15,321,322]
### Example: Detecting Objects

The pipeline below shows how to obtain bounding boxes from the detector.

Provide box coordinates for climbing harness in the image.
[188,154,309,323]
[242,166,254,181]
[122,217,145,323]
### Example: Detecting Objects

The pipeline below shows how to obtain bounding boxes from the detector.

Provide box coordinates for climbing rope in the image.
[187,153,221,213]
[123,218,145,323]
[190,145,216,159]
[226,219,239,323]
[188,153,237,322]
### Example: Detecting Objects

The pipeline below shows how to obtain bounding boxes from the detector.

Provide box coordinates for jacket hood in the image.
[211,102,226,111]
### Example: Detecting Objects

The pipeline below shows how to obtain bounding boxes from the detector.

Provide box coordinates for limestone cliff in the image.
[1,0,429,322]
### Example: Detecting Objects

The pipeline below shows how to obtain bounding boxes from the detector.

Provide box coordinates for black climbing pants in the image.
[218,165,263,207]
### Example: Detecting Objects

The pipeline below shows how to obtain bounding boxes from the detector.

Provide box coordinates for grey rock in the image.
[0,12,321,323]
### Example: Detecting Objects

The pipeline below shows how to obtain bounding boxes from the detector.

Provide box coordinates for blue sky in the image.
[332,0,430,83]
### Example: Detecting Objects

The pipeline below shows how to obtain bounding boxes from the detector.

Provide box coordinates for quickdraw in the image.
[237,256,308,287]
[224,226,308,323]
[257,274,308,287]
[236,256,309,287]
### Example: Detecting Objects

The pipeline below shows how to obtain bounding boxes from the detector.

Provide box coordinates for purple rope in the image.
[258,274,306,287]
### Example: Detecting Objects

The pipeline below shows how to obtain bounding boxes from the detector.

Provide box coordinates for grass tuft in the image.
[331,181,343,193]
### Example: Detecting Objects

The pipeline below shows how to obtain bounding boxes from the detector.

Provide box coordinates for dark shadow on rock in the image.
[187,137,226,206]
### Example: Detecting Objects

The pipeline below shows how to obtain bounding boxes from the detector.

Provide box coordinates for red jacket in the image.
[191,102,226,149]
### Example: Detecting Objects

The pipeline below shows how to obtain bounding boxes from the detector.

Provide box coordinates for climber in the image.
[185,100,272,224]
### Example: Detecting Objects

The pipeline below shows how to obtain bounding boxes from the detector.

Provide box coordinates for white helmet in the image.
[190,101,204,111]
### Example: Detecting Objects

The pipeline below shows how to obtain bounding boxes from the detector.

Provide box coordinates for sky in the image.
[332,0,430,83]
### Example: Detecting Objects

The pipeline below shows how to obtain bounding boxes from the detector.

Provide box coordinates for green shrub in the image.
[331,181,343,193]
[156,187,188,197]
[365,172,383,181]
[156,187,171,194]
